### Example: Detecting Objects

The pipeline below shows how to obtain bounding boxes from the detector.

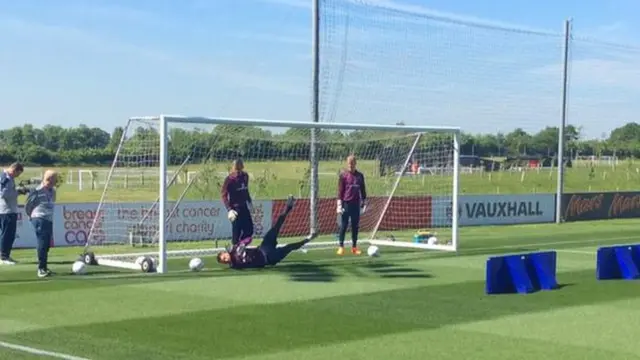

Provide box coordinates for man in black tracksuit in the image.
[0,162,25,265]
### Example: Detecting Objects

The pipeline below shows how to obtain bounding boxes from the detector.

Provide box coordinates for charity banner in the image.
[52,200,273,247]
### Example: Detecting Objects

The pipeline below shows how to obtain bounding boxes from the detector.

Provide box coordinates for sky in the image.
[0,0,639,139]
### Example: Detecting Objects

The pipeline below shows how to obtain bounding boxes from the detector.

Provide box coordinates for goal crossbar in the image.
[133,115,462,134]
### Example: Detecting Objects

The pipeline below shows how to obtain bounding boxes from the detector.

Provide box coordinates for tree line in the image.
[0,122,639,166]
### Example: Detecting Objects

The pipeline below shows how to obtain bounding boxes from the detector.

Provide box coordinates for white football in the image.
[72,261,86,275]
[189,257,204,271]
[367,245,380,257]
[428,237,438,245]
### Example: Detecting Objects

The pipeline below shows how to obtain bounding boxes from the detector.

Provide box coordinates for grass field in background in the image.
[2,219,640,359]
[14,160,640,203]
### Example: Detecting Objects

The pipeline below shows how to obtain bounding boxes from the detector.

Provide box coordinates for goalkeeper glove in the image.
[336,200,344,214]
[227,209,238,222]
[360,202,367,215]
[236,243,246,254]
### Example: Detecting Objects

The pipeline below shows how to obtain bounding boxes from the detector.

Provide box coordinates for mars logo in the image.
[609,193,640,218]
[564,194,604,219]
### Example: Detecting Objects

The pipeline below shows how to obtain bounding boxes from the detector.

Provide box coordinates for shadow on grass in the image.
[0,259,431,291]
[274,259,432,282]
[557,283,574,289]
[8,268,639,360]
[359,261,432,279]
[274,262,338,282]
[487,283,576,296]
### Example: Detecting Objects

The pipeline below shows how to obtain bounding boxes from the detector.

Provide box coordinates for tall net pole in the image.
[556,19,572,224]
[309,0,321,235]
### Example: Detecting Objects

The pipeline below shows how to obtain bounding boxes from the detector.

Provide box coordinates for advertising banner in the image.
[53,200,273,247]
[561,192,640,222]
[432,194,556,226]
[13,207,40,249]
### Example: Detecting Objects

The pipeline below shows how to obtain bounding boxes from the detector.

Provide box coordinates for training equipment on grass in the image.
[485,251,558,295]
[367,245,380,257]
[189,257,204,271]
[596,244,640,280]
[413,230,435,243]
[71,261,86,275]
[83,116,460,273]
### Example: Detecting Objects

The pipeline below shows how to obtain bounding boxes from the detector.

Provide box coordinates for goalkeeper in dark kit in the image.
[216,195,314,269]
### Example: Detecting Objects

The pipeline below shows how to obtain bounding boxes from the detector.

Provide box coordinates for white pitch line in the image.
[462,234,639,254]
[556,249,595,255]
[0,340,90,360]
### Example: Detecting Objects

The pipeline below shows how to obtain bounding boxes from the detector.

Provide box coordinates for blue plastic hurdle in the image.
[596,244,640,280]
[485,251,558,295]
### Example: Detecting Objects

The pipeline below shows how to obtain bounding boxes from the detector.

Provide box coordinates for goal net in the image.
[82,116,460,273]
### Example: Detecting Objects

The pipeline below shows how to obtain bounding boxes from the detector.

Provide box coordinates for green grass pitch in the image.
[2,219,640,359]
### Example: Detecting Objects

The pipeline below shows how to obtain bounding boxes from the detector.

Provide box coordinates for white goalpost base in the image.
[82,115,460,274]
[82,238,454,273]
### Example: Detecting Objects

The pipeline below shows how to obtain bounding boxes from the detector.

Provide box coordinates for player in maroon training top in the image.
[336,155,367,256]
[216,195,315,269]
[221,159,254,245]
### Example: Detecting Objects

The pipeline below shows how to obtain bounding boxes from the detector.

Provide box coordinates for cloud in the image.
[62,3,163,24]
[525,43,640,138]
[570,59,640,89]
[592,22,628,36]
[57,2,310,47]
[0,16,305,96]
[0,17,167,59]
[575,21,638,44]
[529,43,640,91]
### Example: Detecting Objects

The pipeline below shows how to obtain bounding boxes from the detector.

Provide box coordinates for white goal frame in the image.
[89,114,461,274]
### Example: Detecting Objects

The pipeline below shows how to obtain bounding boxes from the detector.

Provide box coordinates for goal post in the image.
[83,115,460,274]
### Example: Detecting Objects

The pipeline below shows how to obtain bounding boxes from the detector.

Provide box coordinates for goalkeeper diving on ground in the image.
[216,195,315,269]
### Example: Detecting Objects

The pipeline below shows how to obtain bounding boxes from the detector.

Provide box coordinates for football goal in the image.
[81,115,460,273]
